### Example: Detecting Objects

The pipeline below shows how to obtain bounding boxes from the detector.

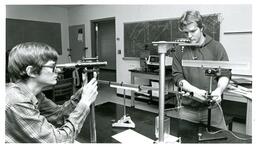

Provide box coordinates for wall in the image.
[6,5,70,64]
[6,5,252,94]
[68,5,252,94]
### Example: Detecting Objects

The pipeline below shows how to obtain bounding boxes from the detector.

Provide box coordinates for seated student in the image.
[6,42,98,143]
[170,10,231,130]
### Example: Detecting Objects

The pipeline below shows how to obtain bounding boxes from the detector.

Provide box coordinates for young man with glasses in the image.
[6,42,98,143]
[170,10,231,130]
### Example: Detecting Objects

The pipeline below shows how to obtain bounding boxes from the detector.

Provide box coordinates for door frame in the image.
[90,17,115,58]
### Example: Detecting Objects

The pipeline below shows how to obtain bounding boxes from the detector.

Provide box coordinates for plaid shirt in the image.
[5,82,90,143]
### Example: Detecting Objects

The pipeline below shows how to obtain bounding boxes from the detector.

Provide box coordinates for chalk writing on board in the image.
[203,14,221,41]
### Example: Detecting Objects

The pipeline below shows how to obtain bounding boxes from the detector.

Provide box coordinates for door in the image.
[69,25,86,62]
[92,19,116,81]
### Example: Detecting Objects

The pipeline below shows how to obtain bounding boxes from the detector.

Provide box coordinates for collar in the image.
[15,82,39,106]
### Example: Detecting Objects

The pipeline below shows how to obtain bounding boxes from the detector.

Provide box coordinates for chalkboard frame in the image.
[123,13,221,58]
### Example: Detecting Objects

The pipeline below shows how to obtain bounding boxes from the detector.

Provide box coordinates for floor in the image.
[95,83,246,134]
[96,84,158,113]
[98,69,116,82]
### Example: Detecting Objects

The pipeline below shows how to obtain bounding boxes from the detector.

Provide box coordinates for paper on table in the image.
[112,129,154,144]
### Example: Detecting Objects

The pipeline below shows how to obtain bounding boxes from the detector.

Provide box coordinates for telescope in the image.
[56,61,107,68]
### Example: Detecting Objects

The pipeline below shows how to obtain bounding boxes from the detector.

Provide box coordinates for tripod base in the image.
[198,132,227,142]
[154,134,181,144]
[112,115,135,128]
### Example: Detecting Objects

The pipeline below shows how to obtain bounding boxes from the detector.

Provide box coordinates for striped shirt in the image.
[5,82,90,143]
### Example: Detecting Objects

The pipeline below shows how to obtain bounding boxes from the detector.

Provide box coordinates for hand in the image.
[70,87,83,102]
[193,89,208,102]
[210,88,222,104]
[80,78,98,107]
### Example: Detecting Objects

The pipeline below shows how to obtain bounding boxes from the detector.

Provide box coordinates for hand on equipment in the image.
[80,78,98,107]
[70,87,83,101]
[193,89,208,102]
[209,88,222,104]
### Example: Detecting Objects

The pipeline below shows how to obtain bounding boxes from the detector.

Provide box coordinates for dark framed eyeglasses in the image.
[42,64,57,72]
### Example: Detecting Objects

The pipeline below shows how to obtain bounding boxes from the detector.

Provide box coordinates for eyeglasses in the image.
[42,64,56,72]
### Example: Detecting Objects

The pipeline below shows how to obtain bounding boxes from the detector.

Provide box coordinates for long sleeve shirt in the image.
[172,34,231,107]
[5,82,89,143]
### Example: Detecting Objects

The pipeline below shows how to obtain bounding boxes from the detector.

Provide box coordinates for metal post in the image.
[207,76,213,131]
[123,89,126,116]
[157,43,168,143]
[209,76,213,94]
[89,103,97,143]
[87,68,97,143]
[159,52,165,142]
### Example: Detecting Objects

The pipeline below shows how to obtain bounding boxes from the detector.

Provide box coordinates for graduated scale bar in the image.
[152,41,201,47]
[98,80,158,92]
[99,80,205,103]
[182,60,250,71]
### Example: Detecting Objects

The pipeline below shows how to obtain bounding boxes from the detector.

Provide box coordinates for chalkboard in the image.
[124,14,220,58]
[6,18,62,54]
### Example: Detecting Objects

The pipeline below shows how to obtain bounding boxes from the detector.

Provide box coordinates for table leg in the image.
[246,99,252,135]
[131,74,135,107]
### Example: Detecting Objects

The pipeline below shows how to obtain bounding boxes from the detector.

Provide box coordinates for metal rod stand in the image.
[123,89,126,116]
[156,42,169,143]
[89,103,97,143]
[87,68,97,143]
[207,76,213,131]
[199,70,227,142]
[57,58,107,143]
[112,89,135,128]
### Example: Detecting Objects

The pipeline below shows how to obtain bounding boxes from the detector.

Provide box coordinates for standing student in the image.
[171,10,231,130]
[6,42,98,143]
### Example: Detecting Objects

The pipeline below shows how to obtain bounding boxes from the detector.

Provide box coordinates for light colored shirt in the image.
[5,82,90,143]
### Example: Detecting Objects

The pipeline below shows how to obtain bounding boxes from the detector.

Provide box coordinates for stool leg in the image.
[228,122,233,131]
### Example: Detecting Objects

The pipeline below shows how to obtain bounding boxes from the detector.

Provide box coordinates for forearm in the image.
[178,79,208,102]
[66,102,90,139]
[46,104,90,143]
[179,79,202,93]
[208,76,229,103]
[38,93,77,125]
[44,103,90,142]
[215,76,229,94]
[54,88,83,120]
[6,103,90,143]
